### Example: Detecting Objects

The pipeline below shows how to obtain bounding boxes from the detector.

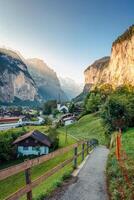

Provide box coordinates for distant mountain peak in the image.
[27,58,68,101]
[27,58,56,75]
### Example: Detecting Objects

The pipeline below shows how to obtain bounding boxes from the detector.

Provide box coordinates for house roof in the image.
[59,105,68,110]
[62,116,75,122]
[0,117,21,123]
[61,113,75,120]
[13,130,52,147]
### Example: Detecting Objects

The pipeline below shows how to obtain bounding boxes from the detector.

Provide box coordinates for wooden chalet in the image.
[13,130,52,156]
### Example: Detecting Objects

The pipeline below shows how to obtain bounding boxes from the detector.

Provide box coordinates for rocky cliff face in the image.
[27,58,67,101]
[84,57,110,92]
[105,34,134,86]
[0,49,37,103]
[84,25,134,92]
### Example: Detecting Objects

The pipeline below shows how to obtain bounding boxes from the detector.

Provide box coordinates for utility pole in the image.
[65,125,68,144]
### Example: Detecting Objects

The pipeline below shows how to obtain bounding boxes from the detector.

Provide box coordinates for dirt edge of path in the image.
[44,176,78,200]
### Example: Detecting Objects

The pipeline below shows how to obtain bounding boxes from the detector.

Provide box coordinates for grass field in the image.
[0,114,106,200]
[0,125,50,135]
[59,113,106,145]
[107,128,134,200]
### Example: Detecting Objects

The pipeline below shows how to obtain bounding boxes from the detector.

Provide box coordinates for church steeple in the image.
[58,93,61,104]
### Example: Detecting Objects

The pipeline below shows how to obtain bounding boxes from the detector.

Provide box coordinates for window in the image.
[23,146,28,150]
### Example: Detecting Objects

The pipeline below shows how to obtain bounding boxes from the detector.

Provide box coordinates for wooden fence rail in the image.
[0,141,90,200]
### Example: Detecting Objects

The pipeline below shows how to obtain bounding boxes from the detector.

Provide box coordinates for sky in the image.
[0,0,133,83]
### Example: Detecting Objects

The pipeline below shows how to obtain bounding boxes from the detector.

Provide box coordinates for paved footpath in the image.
[60,146,109,200]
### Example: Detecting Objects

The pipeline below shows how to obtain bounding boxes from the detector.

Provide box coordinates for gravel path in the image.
[60,146,109,200]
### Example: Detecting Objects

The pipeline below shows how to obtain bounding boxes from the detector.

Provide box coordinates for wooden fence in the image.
[0,141,90,200]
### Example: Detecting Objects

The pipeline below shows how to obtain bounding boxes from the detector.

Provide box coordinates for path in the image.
[60,146,109,200]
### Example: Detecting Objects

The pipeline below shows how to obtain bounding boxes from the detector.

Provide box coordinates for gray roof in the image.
[13,130,52,147]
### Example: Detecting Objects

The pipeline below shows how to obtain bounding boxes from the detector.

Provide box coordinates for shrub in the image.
[0,127,26,162]
[48,127,59,150]
[52,109,59,118]
[44,117,52,125]
[43,100,57,115]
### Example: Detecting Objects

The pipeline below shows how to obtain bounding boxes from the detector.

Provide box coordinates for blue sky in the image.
[0,0,133,83]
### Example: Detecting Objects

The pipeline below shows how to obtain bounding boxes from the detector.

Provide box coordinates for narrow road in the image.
[0,116,44,130]
[60,146,109,200]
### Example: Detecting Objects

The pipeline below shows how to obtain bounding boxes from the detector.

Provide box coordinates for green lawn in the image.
[59,113,106,145]
[107,128,134,200]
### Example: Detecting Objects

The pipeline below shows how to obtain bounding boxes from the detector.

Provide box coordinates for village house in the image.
[13,130,52,156]
[60,113,76,126]
[0,117,21,124]
[57,103,69,113]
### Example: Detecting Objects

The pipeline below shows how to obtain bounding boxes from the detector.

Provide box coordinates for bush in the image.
[43,100,57,115]
[52,109,60,118]
[0,127,26,162]
[44,117,52,125]
[69,103,75,113]
[48,127,59,150]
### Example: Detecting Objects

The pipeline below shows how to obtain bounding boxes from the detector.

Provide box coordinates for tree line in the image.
[84,84,134,135]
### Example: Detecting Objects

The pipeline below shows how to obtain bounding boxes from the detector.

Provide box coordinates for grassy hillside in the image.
[107,128,134,200]
[59,113,106,145]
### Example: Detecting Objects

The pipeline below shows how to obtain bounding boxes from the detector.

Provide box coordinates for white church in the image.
[57,103,69,113]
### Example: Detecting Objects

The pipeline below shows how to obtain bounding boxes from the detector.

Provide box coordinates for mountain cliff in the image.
[83,25,134,93]
[27,58,67,101]
[0,48,38,103]
[0,49,68,104]
[84,57,110,92]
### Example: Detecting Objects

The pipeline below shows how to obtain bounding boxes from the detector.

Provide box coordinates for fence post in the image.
[25,168,32,200]
[86,141,89,155]
[82,143,85,161]
[74,146,78,169]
